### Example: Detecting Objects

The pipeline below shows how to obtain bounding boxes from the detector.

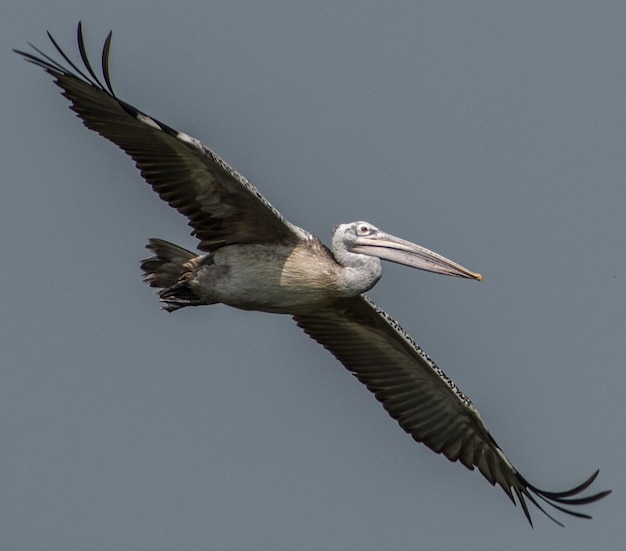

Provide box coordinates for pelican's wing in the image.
[294,295,610,526]
[15,23,303,252]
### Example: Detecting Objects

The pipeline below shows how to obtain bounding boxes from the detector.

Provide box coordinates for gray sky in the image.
[2,2,624,549]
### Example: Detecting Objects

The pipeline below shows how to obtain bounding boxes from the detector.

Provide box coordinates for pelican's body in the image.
[16,24,610,527]
[202,241,342,313]
[146,222,475,314]
[148,237,354,314]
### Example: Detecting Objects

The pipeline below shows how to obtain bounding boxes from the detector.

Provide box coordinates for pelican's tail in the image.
[140,238,207,312]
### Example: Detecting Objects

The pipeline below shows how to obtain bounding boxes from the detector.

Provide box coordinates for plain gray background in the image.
[2,1,623,549]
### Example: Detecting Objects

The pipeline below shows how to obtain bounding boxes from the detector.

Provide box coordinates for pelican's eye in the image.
[356,224,371,236]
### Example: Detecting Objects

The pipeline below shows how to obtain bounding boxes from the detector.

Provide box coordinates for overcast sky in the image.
[2,2,624,550]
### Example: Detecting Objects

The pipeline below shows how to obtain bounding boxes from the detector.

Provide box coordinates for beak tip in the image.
[475,272,483,282]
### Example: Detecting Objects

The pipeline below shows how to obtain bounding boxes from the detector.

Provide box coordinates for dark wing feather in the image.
[15,23,302,252]
[294,295,610,526]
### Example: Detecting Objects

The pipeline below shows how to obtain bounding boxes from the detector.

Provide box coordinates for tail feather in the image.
[141,238,196,289]
[141,238,207,312]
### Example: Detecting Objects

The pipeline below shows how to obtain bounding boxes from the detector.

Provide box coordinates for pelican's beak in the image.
[352,231,483,281]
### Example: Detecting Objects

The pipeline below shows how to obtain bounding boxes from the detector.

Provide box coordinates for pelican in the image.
[15,23,610,527]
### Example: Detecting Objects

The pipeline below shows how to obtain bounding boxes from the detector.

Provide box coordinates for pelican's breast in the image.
[280,240,343,294]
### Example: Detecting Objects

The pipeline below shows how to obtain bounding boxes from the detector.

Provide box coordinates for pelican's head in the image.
[332,221,482,281]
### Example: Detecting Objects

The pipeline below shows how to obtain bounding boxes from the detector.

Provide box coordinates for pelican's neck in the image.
[332,247,383,296]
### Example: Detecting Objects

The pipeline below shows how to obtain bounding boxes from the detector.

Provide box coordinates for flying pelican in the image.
[15,23,610,527]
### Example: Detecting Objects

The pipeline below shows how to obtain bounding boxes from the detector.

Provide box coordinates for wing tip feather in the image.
[510,469,610,527]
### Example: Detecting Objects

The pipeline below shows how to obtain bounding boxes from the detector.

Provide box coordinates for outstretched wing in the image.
[15,23,303,252]
[294,295,610,526]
